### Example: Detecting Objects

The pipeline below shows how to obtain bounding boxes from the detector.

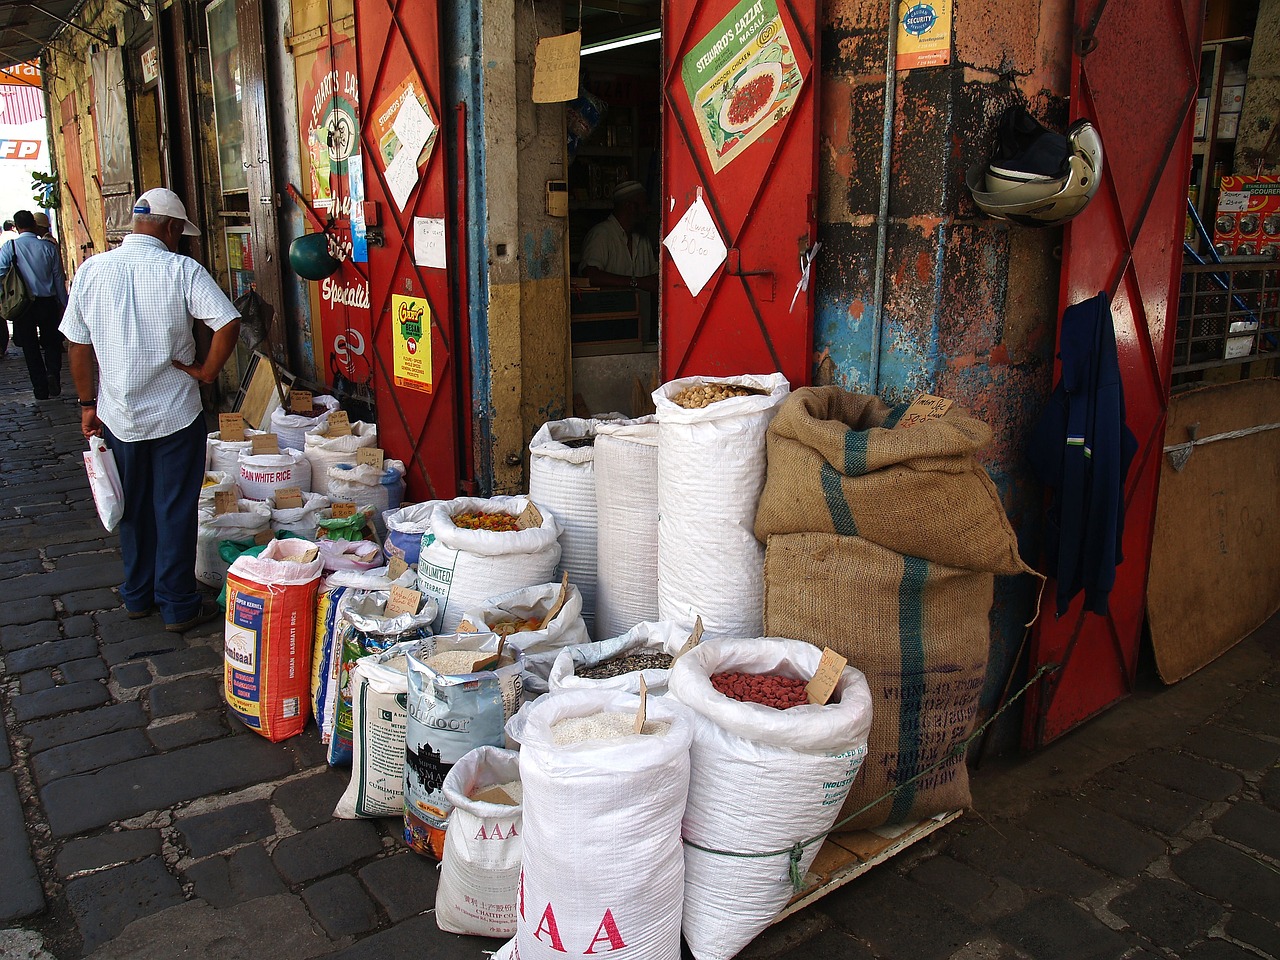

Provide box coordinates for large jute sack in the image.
[667,638,872,960]
[497,690,692,960]
[764,532,999,829]
[206,429,267,475]
[653,374,789,638]
[303,421,377,496]
[755,387,1029,573]
[593,418,659,639]
[529,418,613,638]
[271,394,340,451]
[238,449,312,501]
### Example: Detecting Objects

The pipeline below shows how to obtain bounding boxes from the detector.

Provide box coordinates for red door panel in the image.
[353,0,461,501]
[1026,0,1201,746]
[661,0,818,385]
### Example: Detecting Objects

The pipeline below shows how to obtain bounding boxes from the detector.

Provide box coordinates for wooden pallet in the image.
[774,811,963,922]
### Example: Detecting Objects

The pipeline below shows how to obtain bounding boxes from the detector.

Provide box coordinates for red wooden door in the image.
[58,94,94,265]
[353,0,462,501]
[1025,0,1202,746]
[661,0,818,385]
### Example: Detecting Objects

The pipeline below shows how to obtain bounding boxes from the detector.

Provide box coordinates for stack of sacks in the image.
[271,394,340,451]
[303,421,378,496]
[327,460,405,539]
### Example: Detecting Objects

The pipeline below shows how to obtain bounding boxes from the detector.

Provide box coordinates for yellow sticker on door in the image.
[392,294,433,394]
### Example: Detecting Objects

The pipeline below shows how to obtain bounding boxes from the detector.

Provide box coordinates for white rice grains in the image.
[551,712,672,745]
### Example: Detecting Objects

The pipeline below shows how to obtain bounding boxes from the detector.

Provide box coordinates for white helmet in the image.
[966,106,1104,227]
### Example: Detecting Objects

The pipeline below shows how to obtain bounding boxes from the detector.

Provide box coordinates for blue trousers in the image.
[105,415,206,624]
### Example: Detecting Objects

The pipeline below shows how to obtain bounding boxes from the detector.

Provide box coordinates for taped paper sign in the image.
[663,191,728,297]
[413,217,447,269]
[373,77,439,169]
[385,148,418,212]
[391,294,433,394]
[532,31,581,103]
[680,0,805,173]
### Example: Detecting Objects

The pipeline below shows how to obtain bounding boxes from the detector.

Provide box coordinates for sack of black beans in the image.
[547,620,690,697]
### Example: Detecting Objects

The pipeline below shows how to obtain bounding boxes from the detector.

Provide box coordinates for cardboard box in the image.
[1220,84,1245,114]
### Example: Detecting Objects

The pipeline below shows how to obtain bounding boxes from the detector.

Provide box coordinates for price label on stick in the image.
[356,446,385,469]
[386,585,423,618]
[516,500,544,530]
[894,393,952,429]
[537,572,570,629]
[331,501,358,518]
[471,635,506,673]
[274,486,304,509]
[213,490,238,515]
[674,616,704,661]
[289,390,313,414]
[386,556,410,581]
[634,675,649,733]
[326,410,353,436]
[806,647,848,705]
[251,433,280,455]
[218,412,245,442]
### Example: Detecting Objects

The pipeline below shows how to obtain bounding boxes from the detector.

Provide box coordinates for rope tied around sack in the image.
[681,661,1059,892]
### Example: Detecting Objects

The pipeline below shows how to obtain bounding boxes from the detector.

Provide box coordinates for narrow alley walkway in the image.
[0,350,1276,960]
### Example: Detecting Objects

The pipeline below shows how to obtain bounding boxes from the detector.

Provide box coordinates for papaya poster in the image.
[681,0,804,174]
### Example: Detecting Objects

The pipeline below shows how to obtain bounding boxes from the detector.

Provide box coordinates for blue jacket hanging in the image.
[1027,291,1138,617]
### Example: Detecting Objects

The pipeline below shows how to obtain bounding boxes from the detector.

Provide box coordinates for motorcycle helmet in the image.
[966,105,1104,227]
[288,232,342,281]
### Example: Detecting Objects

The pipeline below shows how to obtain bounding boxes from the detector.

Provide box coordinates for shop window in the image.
[207,0,247,195]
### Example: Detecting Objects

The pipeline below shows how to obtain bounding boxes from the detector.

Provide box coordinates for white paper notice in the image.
[392,93,435,159]
[385,149,418,211]
[662,193,727,298]
[414,216,447,269]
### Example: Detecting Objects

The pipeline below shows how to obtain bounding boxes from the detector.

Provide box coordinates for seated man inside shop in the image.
[579,180,658,295]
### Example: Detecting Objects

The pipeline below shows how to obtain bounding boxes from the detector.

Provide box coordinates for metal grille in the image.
[1175,260,1280,372]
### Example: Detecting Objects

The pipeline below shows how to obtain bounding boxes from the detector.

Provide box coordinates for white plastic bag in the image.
[83,436,124,532]
[501,689,692,960]
[653,375,789,637]
[436,746,523,937]
[270,394,340,451]
[383,501,438,564]
[417,496,562,634]
[666,638,873,960]
[303,421,377,496]
[317,538,382,572]
[333,641,416,819]
[206,429,267,475]
[270,491,330,538]
[458,580,591,697]
[327,460,406,538]
[593,417,659,639]
[548,620,689,697]
[237,448,312,501]
[195,500,273,587]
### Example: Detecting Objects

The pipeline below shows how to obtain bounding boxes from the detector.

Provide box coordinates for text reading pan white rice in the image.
[551,712,672,745]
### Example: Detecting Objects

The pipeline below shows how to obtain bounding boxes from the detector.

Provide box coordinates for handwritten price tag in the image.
[273,486,304,509]
[326,410,352,436]
[331,502,358,518]
[674,615,704,661]
[634,675,649,733]
[289,390,313,413]
[356,446,385,469]
[806,647,848,706]
[386,585,423,618]
[517,500,544,530]
[250,433,280,455]
[386,556,410,581]
[218,412,246,441]
[662,192,727,297]
[895,393,952,429]
[213,490,238,515]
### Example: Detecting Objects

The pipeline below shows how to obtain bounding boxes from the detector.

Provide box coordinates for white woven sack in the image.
[206,429,266,475]
[458,581,590,697]
[195,500,272,587]
[198,471,235,508]
[548,620,689,697]
[652,375,789,637]
[593,418,659,639]
[326,460,406,539]
[436,746,523,937]
[270,394,340,451]
[383,501,438,565]
[303,421,377,496]
[238,449,312,501]
[666,638,872,960]
[270,491,330,538]
[417,496,562,634]
[333,641,415,819]
[528,418,611,639]
[500,689,692,960]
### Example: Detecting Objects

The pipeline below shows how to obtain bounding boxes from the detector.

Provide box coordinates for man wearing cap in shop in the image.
[61,187,241,633]
[32,211,57,245]
[579,179,659,294]
[0,209,68,394]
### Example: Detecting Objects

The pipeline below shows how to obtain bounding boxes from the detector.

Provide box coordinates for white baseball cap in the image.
[132,187,200,236]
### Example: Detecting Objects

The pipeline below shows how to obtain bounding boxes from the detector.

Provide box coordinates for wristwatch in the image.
[78,398,97,408]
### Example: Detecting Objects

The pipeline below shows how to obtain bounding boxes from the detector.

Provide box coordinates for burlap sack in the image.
[755,387,1029,575]
[763,532,992,830]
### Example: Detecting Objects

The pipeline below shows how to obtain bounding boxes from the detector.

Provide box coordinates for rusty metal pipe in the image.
[869,1,899,395]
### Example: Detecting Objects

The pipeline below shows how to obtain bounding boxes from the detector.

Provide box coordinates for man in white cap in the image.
[61,187,241,632]
[579,179,658,295]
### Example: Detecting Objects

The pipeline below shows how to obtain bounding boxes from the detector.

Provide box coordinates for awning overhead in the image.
[0,0,96,71]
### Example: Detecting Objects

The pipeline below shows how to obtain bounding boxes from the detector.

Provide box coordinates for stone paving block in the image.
[774,923,875,960]
[62,614,95,638]
[284,727,330,769]
[1183,724,1280,773]
[64,856,185,953]
[0,616,60,649]
[1212,801,1280,860]
[183,843,288,909]
[1083,768,1211,836]
[1125,751,1243,802]
[148,676,221,718]
[12,679,110,722]
[272,820,383,885]
[315,913,489,960]
[357,853,439,922]
[5,635,98,672]
[1181,940,1263,960]
[42,735,296,837]
[146,711,229,751]
[906,853,1000,917]
[302,874,379,939]
[1022,795,1166,877]
[62,587,122,615]
[111,662,152,689]
[0,548,40,563]
[56,829,163,877]
[1171,838,1280,919]
[1224,911,1280,956]
[100,634,182,667]
[0,772,45,922]
[0,718,9,768]
[0,564,125,602]
[32,730,155,783]
[993,896,1132,960]
[945,822,1106,898]
[96,609,168,638]
[1261,765,1280,811]
[60,657,108,683]
[1108,877,1223,950]
[19,669,55,694]
[274,770,350,832]
[46,539,113,558]
[1220,685,1280,736]
[55,556,123,580]
[178,799,276,859]
[24,701,148,753]
[0,557,43,578]
[149,646,221,677]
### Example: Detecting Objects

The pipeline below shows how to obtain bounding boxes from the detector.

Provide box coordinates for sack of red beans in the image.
[667,638,873,960]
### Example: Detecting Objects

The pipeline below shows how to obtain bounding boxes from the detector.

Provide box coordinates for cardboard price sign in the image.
[537,572,571,629]
[288,390,314,414]
[386,585,423,618]
[517,500,544,530]
[326,410,353,436]
[218,412,246,442]
[273,486,304,509]
[251,433,280,455]
[356,446,385,469]
[330,502,358,518]
[806,647,848,705]
[472,783,517,805]
[633,675,649,733]
[471,635,507,673]
[254,530,274,546]
[386,556,410,581]
[213,490,239,515]
[895,393,952,429]
[674,616,704,662]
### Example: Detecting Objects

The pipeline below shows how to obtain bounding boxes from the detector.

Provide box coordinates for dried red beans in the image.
[710,671,808,710]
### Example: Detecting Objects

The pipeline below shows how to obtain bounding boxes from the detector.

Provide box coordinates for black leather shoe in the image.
[127,606,158,620]
[165,602,223,633]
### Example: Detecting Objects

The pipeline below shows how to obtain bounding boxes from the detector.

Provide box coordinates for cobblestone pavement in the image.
[0,350,1277,960]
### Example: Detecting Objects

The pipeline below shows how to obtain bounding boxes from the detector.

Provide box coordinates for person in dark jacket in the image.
[1027,291,1138,617]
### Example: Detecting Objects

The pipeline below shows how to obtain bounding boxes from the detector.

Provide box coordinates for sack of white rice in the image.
[206,429,267,475]
[199,471,236,508]
[237,448,312,501]
[270,394,340,451]
[303,421,378,496]
[593,417,659,639]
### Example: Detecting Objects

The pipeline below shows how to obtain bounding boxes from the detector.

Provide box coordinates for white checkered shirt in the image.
[60,234,240,442]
